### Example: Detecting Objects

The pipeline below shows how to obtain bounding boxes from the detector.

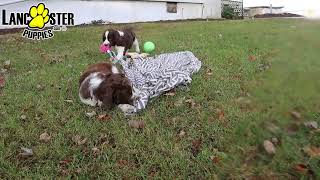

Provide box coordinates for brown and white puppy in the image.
[79,62,136,113]
[102,28,140,60]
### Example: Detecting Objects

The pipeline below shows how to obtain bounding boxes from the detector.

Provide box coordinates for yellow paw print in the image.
[28,3,50,29]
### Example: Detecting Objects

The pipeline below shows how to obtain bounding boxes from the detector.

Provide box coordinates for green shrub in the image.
[222,5,235,19]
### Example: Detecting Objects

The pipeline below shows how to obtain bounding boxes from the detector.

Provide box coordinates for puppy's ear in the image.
[110,74,126,88]
[108,29,119,46]
[103,72,112,79]
[102,88,114,110]
[102,31,107,42]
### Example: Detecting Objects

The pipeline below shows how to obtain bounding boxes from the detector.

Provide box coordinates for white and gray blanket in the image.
[118,51,201,112]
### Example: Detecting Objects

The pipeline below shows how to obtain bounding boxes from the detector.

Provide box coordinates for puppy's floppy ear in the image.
[110,74,126,88]
[102,87,114,110]
[108,29,119,46]
[102,31,107,42]
[103,72,112,79]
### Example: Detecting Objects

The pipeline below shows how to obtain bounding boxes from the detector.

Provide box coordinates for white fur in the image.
[79,94,97,106]
[89,73,103,89]
[133,38,140,53]
[79,73,104,107]
[117,31,124,36]
[115,46,125,60]
[103,31,110,45]
[111,66,119,74]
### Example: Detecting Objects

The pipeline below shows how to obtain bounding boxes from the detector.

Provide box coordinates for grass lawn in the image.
[1,19,320,179]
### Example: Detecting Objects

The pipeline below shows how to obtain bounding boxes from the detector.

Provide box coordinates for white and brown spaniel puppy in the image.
[79,62,136,114]
[102,28,140,60]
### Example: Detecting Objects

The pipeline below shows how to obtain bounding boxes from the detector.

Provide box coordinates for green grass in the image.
[1,19,320,179]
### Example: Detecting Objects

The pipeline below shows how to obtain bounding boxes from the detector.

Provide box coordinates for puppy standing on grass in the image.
[102,28,140,60]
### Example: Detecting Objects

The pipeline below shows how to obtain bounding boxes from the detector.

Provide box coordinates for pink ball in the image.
[100,44,110,53]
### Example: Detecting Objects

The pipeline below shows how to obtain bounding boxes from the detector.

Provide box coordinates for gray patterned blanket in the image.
[119,51,201,112]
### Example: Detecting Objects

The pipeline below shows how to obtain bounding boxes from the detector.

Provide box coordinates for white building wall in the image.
[247,7,283,16]
[203,0,222,18]
[0,0,221,29]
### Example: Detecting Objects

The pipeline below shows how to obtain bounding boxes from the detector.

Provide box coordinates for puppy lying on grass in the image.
[79,62,138,115]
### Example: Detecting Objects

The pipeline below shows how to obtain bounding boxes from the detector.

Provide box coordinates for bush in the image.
[222,5,235,19]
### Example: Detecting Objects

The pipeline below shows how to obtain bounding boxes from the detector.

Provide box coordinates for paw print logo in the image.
[28,3,50,29]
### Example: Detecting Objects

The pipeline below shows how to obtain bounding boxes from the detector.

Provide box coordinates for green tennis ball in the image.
[143,41,155,53]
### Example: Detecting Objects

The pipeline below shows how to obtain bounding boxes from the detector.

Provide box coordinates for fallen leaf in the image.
[258,63,271,71]
[185,99,196,108]
[210,155,221,164]
[290,111,301,120]
[72,135,87,145]
[64,99,73,103]
[263,140,276,154]
[235,97,251,105]
[128,120,145,129]
[117,159,128,168]
[191,139,202,157]
[215,90,222,95]
[265,122,280,133]
[294,163,314,175]
[148,164,161,177]
[164,92,176,96]
[75,168,82,174]
[303,146,320,157]
[18,147,33,158]
[3,60,11,69]
[216,108,225,120]
[248,55,257,62]
[271,137,280,145]
[85,111,96,118]
[178,130,186,138]
[39,132,51,143]
[92,147,100,155]
[0,75,5,88]
[59,158,72,165]
[97,114,112,122]
[294,163,308,173]
[174,97,185,107]
[206,69,213,76]
[58,169,69,176]
[36,84,45,91]
[304,121,318,130]
[20,115,27,120]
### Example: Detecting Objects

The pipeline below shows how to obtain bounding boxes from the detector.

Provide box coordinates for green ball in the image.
[143,41,155,53]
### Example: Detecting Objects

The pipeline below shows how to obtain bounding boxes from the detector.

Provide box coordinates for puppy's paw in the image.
[118,104,136,115]
[140,53,149,58]
[127,52,141,59]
